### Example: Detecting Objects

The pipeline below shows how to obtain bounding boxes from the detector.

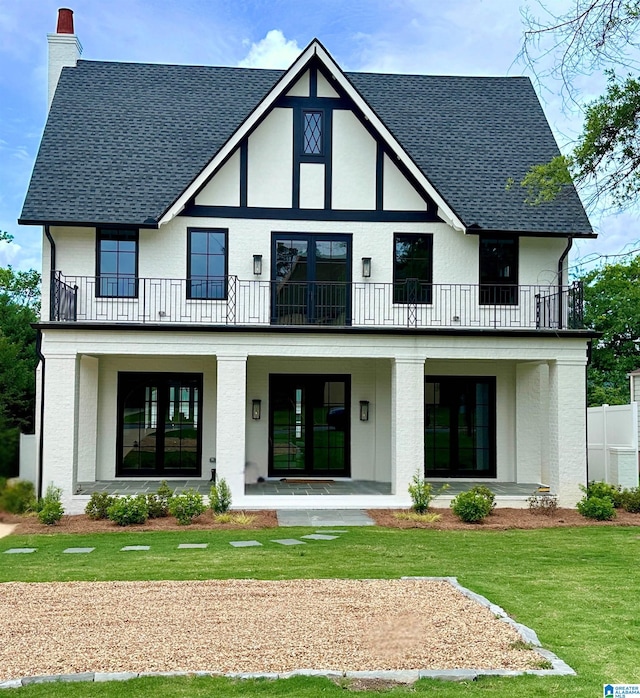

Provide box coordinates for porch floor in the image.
[76,480,542,497]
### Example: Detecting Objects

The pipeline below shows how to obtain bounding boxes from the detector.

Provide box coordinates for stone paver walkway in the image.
[276,509,375,527]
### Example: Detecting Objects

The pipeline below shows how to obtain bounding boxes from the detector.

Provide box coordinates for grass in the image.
[2,525,638,696]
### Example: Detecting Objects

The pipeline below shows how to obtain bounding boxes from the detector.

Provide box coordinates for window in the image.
[187,228,227,300]
[479,236,518,305]
[97,229,138,297]
[117,372,202,476]
[303,110,323,155]
[393,233,433,304]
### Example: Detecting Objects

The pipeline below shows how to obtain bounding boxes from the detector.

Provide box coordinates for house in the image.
[20,9,597,514]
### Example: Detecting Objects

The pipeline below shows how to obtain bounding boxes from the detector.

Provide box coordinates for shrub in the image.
[451,490,492,523]
[620,487,640,513]
[0,480,36,514]
[37,484,64,525]
[527,492,558,516]
[107,495,149,526]
[85,492,116,520]
[154,480,174,517]
[169,489,205,525]
[408,471,449,513]
[581,481,624,507]
[576,495,616,521]
[210,478,232,514]
[469,484,496,511]
[393,511,442,524]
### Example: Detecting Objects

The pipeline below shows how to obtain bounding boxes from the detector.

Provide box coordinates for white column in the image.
[516,362,544,484]
[391,358,425,495]
[42,355,78,509]
[76,355,99,483]
[215,353,248,502]
[548,358,588,507]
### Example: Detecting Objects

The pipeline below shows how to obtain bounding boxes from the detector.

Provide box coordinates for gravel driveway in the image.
[0,578,541,681]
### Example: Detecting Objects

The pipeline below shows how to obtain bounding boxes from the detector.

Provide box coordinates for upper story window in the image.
[187,228,227,300]
[97,229,138,298]
[303,110,323,155]
[393,233,433,304]
[479,236,518,305]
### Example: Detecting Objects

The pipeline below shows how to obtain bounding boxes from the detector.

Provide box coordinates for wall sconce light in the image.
[359,400,370,422]
[253,254,263,276]
[252,399,262,420]
[362,257,371,278]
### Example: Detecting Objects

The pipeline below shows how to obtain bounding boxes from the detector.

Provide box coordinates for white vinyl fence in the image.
[587,403,639,488]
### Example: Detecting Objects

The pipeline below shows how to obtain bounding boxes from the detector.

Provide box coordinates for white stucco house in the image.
[20,10,597,514]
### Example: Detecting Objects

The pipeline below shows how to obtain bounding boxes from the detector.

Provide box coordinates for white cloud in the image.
[238,30,301,69]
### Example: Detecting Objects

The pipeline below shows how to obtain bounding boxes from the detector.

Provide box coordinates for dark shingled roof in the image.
[20,60,593,235]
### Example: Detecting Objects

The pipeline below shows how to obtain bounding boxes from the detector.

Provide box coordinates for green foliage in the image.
[407,471,449,513]
[0,417,20,478]
[85,492,116,520]
[107,495,149,526]
[37,484,64,525]
[620,486,640,512]
[468,484,496,511]
[581,481,624,507]
[146,482,173,519]
[577,495,616,520]
[515,154,573,205]
[451,490,492,523]
[527,492,559,516]
[210,478,232,514]
[0,479,35,513]
[169,489,206,525]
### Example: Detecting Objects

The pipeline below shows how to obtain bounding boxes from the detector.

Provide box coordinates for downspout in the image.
[44,225,56,321]
[586,340,592,487]
[557,235,573,329]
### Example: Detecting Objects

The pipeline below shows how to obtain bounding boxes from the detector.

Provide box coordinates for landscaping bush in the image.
[582,481,624,508]
[469,484,496,511]
[210,478,232,514]
[0,480,35,514]
[451,490,492,523]
[37,484,64,525]
[85,492,116,520]
[152,480,174,518]
[620,487,640,513]
[107,495,149,526]
[169,489,205,525]
[408,471,448,513]
[527,492,558,516]
[576,495,616,521]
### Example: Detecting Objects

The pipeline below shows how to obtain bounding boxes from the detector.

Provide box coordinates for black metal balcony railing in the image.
[50,272,584,330]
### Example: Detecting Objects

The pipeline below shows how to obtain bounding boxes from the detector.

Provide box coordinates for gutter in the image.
[35,329,45,500]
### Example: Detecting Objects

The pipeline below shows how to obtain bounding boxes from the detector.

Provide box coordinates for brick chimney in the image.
[47,8,82,110]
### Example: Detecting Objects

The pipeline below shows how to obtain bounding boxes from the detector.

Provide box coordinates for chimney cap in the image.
[56,8,74,34]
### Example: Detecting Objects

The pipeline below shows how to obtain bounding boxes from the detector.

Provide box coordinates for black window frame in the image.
[96,228,139,299]
[302,109,325,159]
[393,233,433,304]
[186,227,228,301]
[479,235,519,306]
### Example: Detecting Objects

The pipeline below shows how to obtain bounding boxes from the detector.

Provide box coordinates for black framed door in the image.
[269,374,350,477]
[424,376,496,478]
[117,372,202,477]
[271,234,351,325]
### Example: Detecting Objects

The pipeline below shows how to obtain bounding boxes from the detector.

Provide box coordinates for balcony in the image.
[50,272,584,330]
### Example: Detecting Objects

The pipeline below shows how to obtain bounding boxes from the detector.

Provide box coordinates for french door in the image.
[271,234,351,325]
[424,376,496,478]
[269,374,350,477]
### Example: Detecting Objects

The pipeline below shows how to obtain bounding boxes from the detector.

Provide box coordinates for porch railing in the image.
[50,272,584,330]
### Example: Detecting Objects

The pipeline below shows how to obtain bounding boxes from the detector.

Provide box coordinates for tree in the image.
[580,255,640,405]
[519,1,640,211]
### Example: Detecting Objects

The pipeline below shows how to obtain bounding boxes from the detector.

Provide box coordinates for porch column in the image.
[548,358,588,507]
[215,353,248,502]
[515,362,545,485]
[391,357,425,496]
[76,355,99,483]
[42,354,78,509]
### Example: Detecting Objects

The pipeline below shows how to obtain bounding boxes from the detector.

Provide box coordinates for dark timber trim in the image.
[376,142,384,210]
[239,141,248,208]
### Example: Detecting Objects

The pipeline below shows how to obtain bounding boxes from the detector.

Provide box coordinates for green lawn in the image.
[2,525,638,696]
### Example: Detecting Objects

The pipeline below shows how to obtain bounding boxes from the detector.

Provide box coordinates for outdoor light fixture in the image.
[359,400,370,422]
[253,254,263,276]
[252,399,262,420]
[362,257,371,278]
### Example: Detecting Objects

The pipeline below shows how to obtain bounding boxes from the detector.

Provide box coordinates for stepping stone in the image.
[177,543,208,549]
[316,530,348,534]
[3,548,36,554]
[120,546,150,551]
[301,534,338,541]
[229,540,263,548]
[271,539,306,546]
[63,547,95,554]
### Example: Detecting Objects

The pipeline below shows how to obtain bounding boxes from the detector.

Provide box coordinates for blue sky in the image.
[0,0,638,274]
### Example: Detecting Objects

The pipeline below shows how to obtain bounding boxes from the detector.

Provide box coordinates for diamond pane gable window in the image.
[188,229,227,300]
[97,229,138,298]
[303,111,323,155]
